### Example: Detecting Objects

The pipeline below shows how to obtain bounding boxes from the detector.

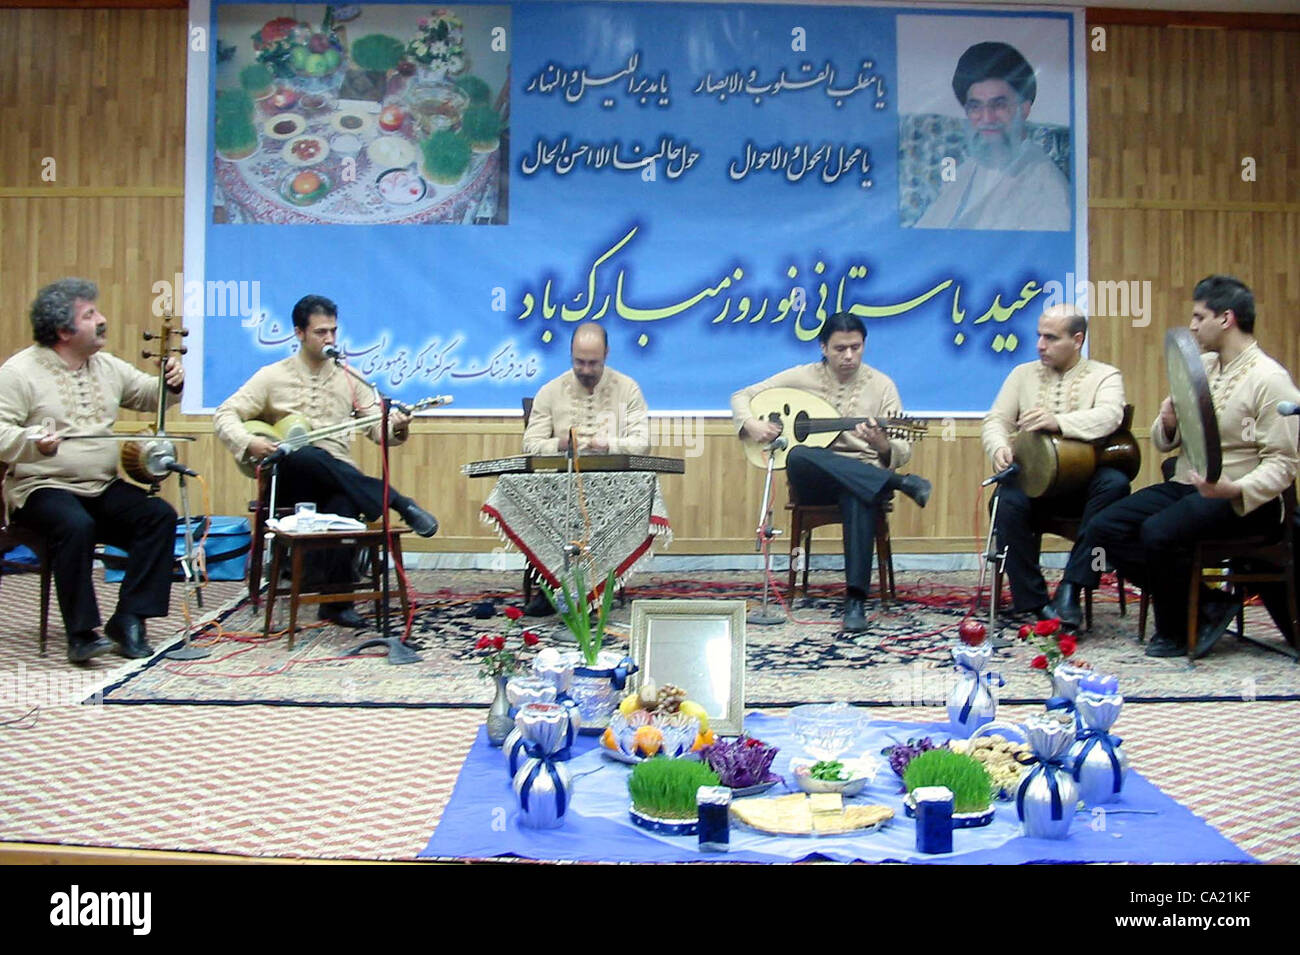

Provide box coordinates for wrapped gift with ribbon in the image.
[1068,679,1128,806]
[511,703,574,829]
[505,675,556,719]
[1015,714,1079,839]
[947,642,1003,737]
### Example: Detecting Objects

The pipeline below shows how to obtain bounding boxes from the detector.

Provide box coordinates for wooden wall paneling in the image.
[2,13,1299,556]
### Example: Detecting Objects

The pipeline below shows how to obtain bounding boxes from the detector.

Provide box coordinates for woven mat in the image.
[91,570,1300,707]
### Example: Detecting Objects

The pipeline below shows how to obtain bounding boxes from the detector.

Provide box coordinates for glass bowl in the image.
[789,702,865,761]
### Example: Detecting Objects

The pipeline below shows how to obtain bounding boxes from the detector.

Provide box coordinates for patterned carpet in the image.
[89,571,1300,706]
[1,568,1297,863]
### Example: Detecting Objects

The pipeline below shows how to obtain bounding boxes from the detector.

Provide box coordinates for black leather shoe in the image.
[1050,582,1084,631]
[67,630,113,664]
[843,597,867,633]
[1193,597,1240,660]
[319,604,368,629]
[523,591,554,617]
[899,474,932,509]
[105,613,154,659]
[1144,633,1186,658]
[398,501,439,538]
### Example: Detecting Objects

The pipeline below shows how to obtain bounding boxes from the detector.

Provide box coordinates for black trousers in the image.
[994,466,1132,613]
[13,480,176,635]
[786,445,893,598]
[270,446,407,594]
[1080,480,1283,641]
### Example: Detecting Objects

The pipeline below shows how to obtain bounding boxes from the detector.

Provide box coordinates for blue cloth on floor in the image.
[420,711,1254,864]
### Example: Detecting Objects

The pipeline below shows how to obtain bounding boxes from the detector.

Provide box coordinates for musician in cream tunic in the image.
[213,295,438,628]
[731,312,931,633]
[1081,276,1300,658]
[0,279,181,662]
[523,324,649,456]
[982,305,1130,626]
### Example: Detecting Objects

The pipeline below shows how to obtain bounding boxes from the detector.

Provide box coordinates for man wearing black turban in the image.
[915,41,1070,231]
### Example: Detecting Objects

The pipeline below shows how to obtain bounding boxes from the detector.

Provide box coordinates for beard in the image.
[968,114,1027,170]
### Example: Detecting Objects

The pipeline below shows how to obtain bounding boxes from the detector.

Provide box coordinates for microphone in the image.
[1278,401,1300,416]
[765,436,788,452]
[323,345,342,363]
[162,458,199,477]
[261,446,290,468]
[981,462,1020,487]
[145,444,199,478]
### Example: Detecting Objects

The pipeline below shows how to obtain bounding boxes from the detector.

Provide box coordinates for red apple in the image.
[958,619,987,646]
[378,105,405,132]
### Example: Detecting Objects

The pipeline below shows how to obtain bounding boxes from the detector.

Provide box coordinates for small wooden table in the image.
[262,525,410,648]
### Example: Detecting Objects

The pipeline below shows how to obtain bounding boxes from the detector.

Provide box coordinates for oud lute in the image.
[743,387,928,469]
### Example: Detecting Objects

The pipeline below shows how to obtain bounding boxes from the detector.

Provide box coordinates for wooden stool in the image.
[263,525,410,648]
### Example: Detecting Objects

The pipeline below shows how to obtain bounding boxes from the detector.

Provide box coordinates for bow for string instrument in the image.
[120,313,194,488]
[742,387,929,469]
[237,395,453,477]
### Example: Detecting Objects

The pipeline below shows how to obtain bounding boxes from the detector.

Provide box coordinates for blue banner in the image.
[184,1,1086,415]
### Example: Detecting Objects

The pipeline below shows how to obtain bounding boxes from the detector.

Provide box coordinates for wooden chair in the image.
[1138,483,1300,661]
[0,462,53,655]
[246,467,292,608]
[785,483,896,605]
[993,512,1127,631]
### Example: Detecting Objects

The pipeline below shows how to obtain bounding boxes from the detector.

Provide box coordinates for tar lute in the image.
[238,395,452,477]
[743,387,928,469]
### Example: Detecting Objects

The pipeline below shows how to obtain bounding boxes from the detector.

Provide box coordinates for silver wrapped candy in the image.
[511,703,574,829]
[1016,714,1079,840]
[1068,690,1128,806]
[947,642,1002,738]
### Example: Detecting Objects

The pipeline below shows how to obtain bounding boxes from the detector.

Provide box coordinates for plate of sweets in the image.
[281,134,329,166]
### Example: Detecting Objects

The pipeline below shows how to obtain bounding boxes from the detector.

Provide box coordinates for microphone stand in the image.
[335,359,421,665]
[748,439,785,626]
[555,428,584,636]
[166,470,211,660]
[977,463,1019,639]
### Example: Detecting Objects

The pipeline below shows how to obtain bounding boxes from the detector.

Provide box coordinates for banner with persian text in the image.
[183,1,1086,414]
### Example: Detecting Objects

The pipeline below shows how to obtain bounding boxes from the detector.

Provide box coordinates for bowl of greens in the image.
[789,756,880,796]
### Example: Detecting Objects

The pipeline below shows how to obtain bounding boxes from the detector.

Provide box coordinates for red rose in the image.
[491,635,506,651]
[1030,655,1049,670]
[504,606,524,621]
[1017,624,1031,640]
[475,635,493,650]
[1058,635,1077,657]
[958,619,987,646]
[1034,618,1061,636]
[522,630,540,646]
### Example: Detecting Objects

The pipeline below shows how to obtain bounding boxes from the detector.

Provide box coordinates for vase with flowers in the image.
[1016,618,1083,692]
[405,9,467,84]
[476,606,541,746]
[537,566,638,732]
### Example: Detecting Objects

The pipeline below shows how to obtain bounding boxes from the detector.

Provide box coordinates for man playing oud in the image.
[982,304,1130,628]
[213,294,437,629]
[731,312,931,633]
